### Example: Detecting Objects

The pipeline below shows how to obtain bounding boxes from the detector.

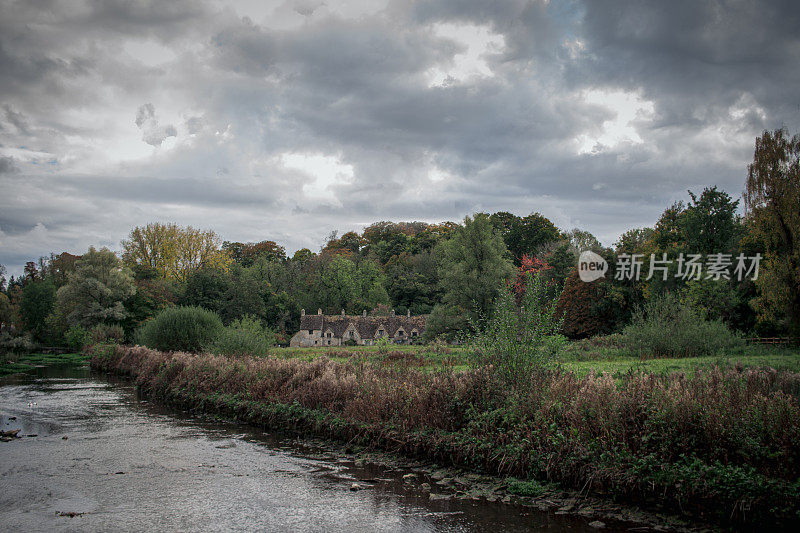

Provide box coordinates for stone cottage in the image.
[289,309,426,347]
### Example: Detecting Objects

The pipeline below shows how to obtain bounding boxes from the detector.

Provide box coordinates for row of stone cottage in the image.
[289,309,427,347]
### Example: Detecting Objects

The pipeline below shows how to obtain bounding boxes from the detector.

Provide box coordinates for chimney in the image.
[391,309,395,316]
[363,309,367,317]
[407,309,411,317]
[301,309,305,317]
[317,308,322,315]
[341,309,345,316]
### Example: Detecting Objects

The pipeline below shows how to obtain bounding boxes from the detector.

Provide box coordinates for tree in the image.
[429,213,514,337]
[614,227,654,254]
[384,251,439,314]
[311,255,390,313]
[651,202,686,251]
[682,187,741,254]
[0,292,12,331]
[744,128,800,334]
[291,248,315,263]
[556,268,610,338]
[122,222,230,281]
[181,268,231,313]
[0,263,6,292]
[504,212,561,264]
[488,211,518,237]
[567,228,602,252]
[55,247,135,328]
[19,280,56,342]
[122,276,175,336]
[23,261,40,283]
[43,252,81,288]
[222,240,286,266]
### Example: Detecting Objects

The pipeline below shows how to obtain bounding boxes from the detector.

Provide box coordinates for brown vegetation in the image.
[91,344,800,528]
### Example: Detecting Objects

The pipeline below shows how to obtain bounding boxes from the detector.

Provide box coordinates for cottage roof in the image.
[298,314,426,338]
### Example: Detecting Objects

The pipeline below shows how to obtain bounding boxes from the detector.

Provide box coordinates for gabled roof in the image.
[297,314,426,338]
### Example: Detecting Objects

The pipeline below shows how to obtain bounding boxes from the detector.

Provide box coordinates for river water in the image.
[1,363,614,532]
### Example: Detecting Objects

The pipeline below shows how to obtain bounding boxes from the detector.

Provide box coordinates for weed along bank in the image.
[290,309,427,347]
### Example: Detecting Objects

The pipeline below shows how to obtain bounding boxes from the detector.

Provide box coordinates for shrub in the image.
[506,478,546,497]
[0,333,37,355]
[206,315,275,357]
[470,272,565,388]
[136,306,223,352]
[375,335,392,354]
[90,323,125,345]
[65,325,90,351]
[623,292,744,357]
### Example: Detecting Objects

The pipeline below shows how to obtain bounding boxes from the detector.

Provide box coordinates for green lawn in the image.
[273,339,800,376]
[560,351,800,376]
[0,352,89,377]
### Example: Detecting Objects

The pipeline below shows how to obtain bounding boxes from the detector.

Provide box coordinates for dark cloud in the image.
[0,155,18,174]
[1,0,798,275]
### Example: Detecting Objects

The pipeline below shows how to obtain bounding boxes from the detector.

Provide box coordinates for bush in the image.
[136,306,223,353]
[470,272,565,388]
[624,292,744,358]
[65,325,90,351]
[506,478,546,497]
[90,323,125,345]
[0,333,37,355]
[206,315,275,357]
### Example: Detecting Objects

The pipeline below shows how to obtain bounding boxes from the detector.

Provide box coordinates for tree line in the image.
[1,128,798,348]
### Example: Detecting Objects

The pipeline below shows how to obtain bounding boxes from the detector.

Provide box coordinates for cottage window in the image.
[308,330,313,335]
[377,329,384,336]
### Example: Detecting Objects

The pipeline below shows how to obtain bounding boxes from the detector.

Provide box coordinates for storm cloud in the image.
[1,0,799,275]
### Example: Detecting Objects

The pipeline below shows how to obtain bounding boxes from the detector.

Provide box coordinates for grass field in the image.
[274,336,800,376]
[0,352,89,377]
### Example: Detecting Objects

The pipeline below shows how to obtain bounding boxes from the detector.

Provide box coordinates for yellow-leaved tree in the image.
[122,223,230,281]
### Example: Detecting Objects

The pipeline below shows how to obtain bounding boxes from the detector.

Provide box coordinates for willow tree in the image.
[745,129,800,334]
[425,214,514,340]
[55,247,135,328]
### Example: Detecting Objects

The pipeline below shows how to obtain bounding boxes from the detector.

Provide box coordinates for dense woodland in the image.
[1,128,799,348]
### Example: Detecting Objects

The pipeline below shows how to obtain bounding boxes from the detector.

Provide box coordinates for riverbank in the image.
[90,344,800,530]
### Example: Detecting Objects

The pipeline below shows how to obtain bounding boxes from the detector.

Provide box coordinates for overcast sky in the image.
[1,0,799,276]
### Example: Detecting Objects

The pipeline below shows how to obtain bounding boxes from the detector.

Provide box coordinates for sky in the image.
[1,0,799,277]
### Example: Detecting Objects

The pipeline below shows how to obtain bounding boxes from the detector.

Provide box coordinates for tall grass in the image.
[624,292,744,357]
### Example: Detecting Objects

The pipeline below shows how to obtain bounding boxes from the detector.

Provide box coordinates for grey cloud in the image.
[135,103,177,146]
[0,156,18,174]
[1,0,799,275]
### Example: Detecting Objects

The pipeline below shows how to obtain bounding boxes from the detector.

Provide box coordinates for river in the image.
[1,363,617,532]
